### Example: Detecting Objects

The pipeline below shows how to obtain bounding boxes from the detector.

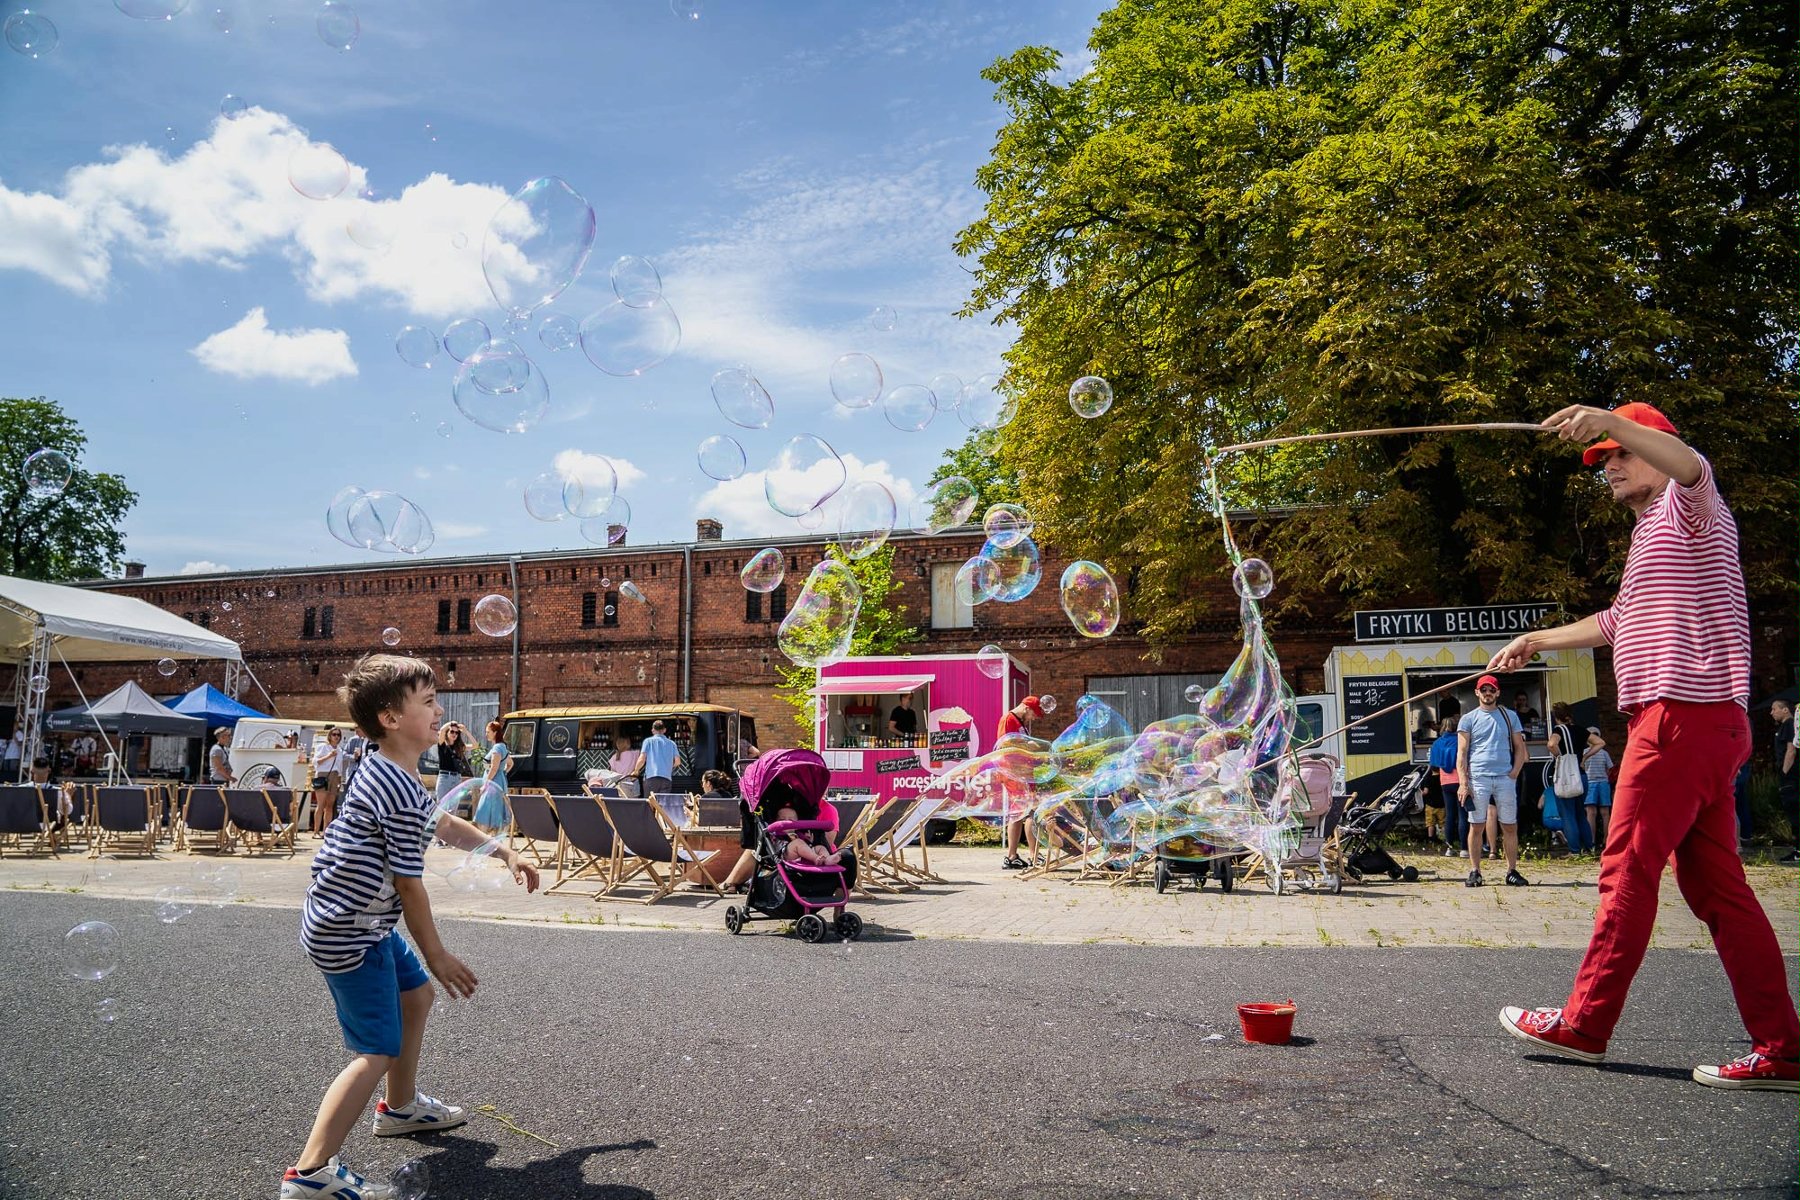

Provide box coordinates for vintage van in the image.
[496,703,757,794]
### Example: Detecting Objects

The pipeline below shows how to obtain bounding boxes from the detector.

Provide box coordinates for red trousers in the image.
[1565,700,1798,1057]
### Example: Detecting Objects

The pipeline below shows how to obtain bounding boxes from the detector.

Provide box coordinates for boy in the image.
[283,655,538,1199]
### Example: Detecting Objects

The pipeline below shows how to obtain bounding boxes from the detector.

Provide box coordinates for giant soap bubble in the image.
[953,555,1001,606]
[982,503,1032,549]
[883,384,936,433]
[915,476,978,534]
[1068,376,1113,418]
[697,435,746,482]
[764,435,846,518]
[710,366,773,429]
[1059,561,1120,638]
[580,297,681,377]
[451,342,549,434]
[523,471,568,522]
[347,491,434,555]
[741,548,785,593]
[958,374,1017,431]
[24,448,72,499]
[836,481,896,560]
[829,353,882,409]
[983,535,1042,602]
[482,177,596,318]
[776,560,862,668]
[472,595,517,637]
[64,921,120,982]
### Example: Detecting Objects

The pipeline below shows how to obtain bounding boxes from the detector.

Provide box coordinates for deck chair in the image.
[1019,802,1095,880]
[602,797,721,903]
[510,790,565,876]
[693,794,740,830]
[650,790,694,830]
[826,798,872,853]
[545,794,620,897]
[90,787,157,857]
[177,786,232,854]
[53,784,87,852]
[224,788,293,856]
[0,785,58,857]
[264,789,302,854]
[863,795,949,889]
[842,798,912,894]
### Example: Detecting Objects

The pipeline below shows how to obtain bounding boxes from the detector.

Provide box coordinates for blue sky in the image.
[1,0,1103,576]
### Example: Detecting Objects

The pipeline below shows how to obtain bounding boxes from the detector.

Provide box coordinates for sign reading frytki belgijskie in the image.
[1353,602,1559,643]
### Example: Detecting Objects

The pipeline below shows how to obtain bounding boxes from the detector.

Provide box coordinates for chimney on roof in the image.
[608,524,627,546]
[123,561,146,579]
[696,518,723,542]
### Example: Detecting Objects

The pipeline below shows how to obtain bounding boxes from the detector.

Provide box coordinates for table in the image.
[675,824,742,886]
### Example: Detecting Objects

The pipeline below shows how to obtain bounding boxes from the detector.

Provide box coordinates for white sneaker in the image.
[373,1092,467,1136]
[280,1156,394,1199]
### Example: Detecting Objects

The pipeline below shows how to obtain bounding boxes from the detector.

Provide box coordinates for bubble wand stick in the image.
[1273,669,1490,764]
[1209,421,1548,459]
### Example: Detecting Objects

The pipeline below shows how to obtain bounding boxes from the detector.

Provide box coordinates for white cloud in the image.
[191,307,357,385]
[0,108,509,317]
[692,453,921,540]
[178,560,232,575]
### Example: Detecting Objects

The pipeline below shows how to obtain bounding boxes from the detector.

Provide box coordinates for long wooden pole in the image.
[1211,421,1549,459]
[1277,669,1491,763]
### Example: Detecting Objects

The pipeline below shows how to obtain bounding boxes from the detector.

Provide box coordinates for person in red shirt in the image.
[1491,403,1797,1091]
[997,696,1045,870]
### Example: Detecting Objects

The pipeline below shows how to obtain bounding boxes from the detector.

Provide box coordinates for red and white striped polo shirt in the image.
[1595,454,1749,710]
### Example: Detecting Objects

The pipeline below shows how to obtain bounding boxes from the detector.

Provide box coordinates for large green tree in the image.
[957,0,1796,641]
[776,543,919,746]
[0,397,138,582]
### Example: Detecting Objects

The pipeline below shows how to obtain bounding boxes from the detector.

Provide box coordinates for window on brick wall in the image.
[455,598,471,633]
[930,563,974,629]
[602,591,619,627]
[581,592,597,627]
[769,584,788,622]
[320,605,335,638]
[199,611,210,628]
[437,600,451,633]
[302,607,317,639]
[744,588,761,623]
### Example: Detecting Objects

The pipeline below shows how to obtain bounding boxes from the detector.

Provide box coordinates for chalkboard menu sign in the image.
[1343,674,1406,755]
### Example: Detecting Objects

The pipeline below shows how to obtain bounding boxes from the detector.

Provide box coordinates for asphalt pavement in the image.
[2,891,1795,1200]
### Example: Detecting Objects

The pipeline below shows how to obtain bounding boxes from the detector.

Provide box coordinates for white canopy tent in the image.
[0,574,242,776]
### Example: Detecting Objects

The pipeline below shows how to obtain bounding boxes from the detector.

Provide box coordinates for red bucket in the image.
[1237,1000,1297,1045]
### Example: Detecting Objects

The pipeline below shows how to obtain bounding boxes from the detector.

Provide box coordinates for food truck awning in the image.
[809,675,932,697]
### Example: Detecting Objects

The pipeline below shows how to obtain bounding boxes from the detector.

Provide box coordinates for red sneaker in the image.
[1692,1051,1800,1092]
[1498,1006,1606,1063]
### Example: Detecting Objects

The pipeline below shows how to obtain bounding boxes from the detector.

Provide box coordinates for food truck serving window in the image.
[812,676,932,750]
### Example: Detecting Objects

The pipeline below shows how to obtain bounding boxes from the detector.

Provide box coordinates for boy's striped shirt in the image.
[301,751,430,973]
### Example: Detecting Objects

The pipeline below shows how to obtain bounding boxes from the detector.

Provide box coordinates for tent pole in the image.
[16,627,50,780]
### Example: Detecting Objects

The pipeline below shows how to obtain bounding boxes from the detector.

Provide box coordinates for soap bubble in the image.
[959,374,1017,431]
[883,384,936,433]
[5,11,58,57]
[473,595,516,637]
[394,325,439,368]
[559,457,618,518]
[1039,695,1058,714]
[523,472,568,522]
[347,491,435,555]
[381,627,401,647]
[24,448,73,499]
[776,561,862,668]
[610,256,663,307]
[96,997,120,1025]
[795,507,824,531]
[28,673,48,696]
[287,143,350,201]
[983,535,1042,602]
[537,312,579,352]
[952,555,1000,606]
[425,780,514,878]
[916,476,978,534]
[1060,561,1121,638]
[115,0,188,19]
[345,186,395,250]
[209,6,232,32]
[192,862,240,905]
[868,305,896,332]
[1232,558,1275,600]
[452,343,549,434]
[711,366,773,429]
[578,498,630,546]
[982,503,1033,549]
[442,317,491,362]
[326,485,366,548]
[697,435,746,482]
[500,312,529,337]
[156,658,178,677]
[219,93,246,118]
[836,481,896,560]
[64,921,120,982]
[829,353,883,409]
[741,548,785,593]
[580,297,682,376]
[1183,683,1205,704]
[450,230,466,248]
[435,422,452,439]
[764,435,846,518]
[482,176,596,317]
[976,645,1007,679]
[390,1159,429,1200]
[220,601,233,612]
[671,0,702,19]
[154,886,196,924]
[316,1,358,50]
[1068,376,1113,418]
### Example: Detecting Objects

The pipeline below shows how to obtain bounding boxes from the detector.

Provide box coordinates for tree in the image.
[929,428,1024,511]
[0,397,138,582]
[956,0,1796,641]
[775,543,920,747]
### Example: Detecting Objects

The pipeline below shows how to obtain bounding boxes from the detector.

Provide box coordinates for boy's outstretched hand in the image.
[428,950,478,999]
[509,855,541,893]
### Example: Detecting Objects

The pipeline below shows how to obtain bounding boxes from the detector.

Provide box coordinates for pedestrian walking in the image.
[1771,698,1797,864]
[1457,676,1528,887]
[1495,402,1798,1091]
[1431,716,1466,857]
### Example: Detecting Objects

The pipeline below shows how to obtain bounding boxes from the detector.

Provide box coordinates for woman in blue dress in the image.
[473,717,511,833]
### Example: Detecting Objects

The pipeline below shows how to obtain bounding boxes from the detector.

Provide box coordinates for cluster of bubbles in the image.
[327,487,435,555]
[520,456,630,544]
[10,1,381,59]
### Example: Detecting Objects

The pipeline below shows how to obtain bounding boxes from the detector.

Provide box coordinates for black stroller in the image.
[724,748,863,943]
[1335,764,1429,884]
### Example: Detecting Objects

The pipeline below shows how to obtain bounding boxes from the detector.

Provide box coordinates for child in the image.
[1581,727,1615,850]
[774,803,841,867]
[283,655,539,1200]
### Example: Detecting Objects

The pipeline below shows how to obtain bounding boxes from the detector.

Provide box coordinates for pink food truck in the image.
[810,652,1032,841]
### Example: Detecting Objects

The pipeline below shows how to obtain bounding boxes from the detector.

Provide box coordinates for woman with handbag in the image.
[1547,702,1592,853]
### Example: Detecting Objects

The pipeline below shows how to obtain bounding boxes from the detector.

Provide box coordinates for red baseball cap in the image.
[1477,675,1501,690]
[1581,402,1678,467]
[1019,696,1045,718]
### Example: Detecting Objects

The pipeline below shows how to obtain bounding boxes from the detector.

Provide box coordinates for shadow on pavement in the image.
[410,1136,657,1199]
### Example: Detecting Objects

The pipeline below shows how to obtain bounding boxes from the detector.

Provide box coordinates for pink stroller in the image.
[726,749,863,943]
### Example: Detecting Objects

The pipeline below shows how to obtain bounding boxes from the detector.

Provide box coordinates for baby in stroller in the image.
[774,804,844,867]
[724,748,864,944]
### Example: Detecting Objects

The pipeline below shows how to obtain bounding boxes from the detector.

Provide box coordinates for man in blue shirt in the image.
[639,720,680,797]
[1458,674,1527,888]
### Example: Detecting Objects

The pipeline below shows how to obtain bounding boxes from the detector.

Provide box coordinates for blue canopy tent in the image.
[170,683,267,728]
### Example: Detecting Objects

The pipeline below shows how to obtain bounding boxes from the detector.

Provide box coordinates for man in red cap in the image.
[1491,402,1797,1091]
[1456,672,1528,886]
[997,696,1044,869]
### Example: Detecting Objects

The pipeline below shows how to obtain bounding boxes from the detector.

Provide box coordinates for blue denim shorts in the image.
[322,931,431,1058]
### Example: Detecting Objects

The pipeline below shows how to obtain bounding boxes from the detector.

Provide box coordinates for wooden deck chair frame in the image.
[825,797,873,855]
[843,798,912,895]
[509,790,566,878]
[223,788,292,857]
[599,797,716,904]
[544,795,621,897]
[52,784,88,853]
[863,796,948,889]
[264,788,302,854]
[177,786,233,855]
[0,785,58,857]
[1019,804,1093,880]
[89,787,157,858]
